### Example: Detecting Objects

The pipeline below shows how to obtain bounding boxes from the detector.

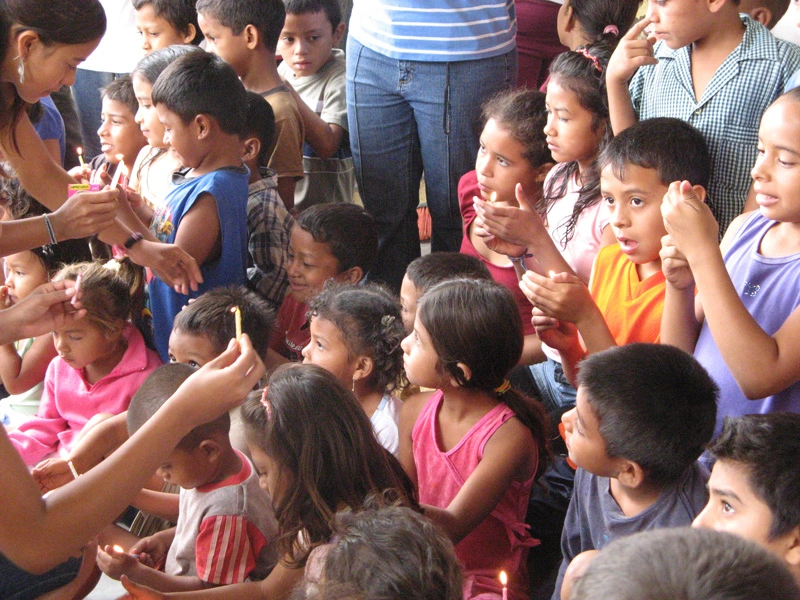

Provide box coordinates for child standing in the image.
[8,260,162,466]
[303,283,406,455]
[147,51,251,362]
[660,90,800,440]
[196,0,304,208]
[608,1,800,234]
[556,0,641,52]
[0,236,92,429]
[278,0,355,208]
[97,363,279,591]
[399,279,549,600]
[133,0,203,54]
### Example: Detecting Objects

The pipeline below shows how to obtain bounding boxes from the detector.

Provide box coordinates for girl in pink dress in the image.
[399,279,550,600]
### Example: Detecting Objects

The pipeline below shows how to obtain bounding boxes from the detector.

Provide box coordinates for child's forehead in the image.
[284,9,335,30]
[102,97,135,116]
[291,226,336,257]
[600,162,666,192]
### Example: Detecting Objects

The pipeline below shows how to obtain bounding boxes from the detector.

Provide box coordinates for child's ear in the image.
[562,2,577,34]
[781,525,800,568]
[242,137,261,163]
[198,439,222,460]
[449,362,473,387]
[332,22,346,46]
[181,24,198,45]
[244,24,260,50]
[337,266,364,284]
[615,459,646,489]
[353,355,374,383]
[194,114,211,140]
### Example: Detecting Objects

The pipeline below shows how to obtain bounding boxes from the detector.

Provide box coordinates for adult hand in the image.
[127,240,203,295]
[661,180,718,262]
[48,189,119,241]
[120,576,168,600]
[31,457,75,493]
[0,280,85,343]
[660,234,695,290]
[606,18,658,86]
[473,183,548,250]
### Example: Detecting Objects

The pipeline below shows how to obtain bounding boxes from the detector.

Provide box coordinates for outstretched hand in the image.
[607,17,658,86]
[661,180,717,261]
[1,280,86,344]
[127,240,203,295]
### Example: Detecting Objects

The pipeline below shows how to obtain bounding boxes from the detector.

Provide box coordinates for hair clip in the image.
[260,387,273,420]
[578,47,603,74]
[494,380,511,395]
[381,315,396,327]
[603,24,619,37]
[40,244,54,259]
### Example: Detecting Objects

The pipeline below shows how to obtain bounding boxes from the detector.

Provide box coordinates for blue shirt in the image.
[33,96,66,166]
[629,16,800,234]
[149,166,249,361]
[349,0,517,62]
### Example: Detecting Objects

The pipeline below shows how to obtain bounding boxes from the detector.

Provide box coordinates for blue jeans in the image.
[72,69,126,158]
[530,357,577,415]
[0,553,81,600]
[346,37,517,290]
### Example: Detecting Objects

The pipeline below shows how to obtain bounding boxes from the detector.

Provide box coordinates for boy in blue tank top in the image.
[146,51,250,361]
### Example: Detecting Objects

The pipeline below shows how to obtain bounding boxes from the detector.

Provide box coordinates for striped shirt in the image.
[349,0,517,62]
[629,16,800,234]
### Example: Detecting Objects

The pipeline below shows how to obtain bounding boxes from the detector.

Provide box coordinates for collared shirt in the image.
[629,16,800,234]
[247,168,295,310]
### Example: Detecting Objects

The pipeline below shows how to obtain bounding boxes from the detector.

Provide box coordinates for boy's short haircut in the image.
[597,117,711,189]
[131,0,203,45]
[577,343,718,486]
[284,0,341,29]
[243,91,275,167]
[151,51,247,137]
[741,0,791,27]
[406,252,492,294]
[571,528,800,600]
[172,285,275,359]
[195,0,285,51]
[709,413,800,539]
[295,204,378,275]
[127,363,230,451]
[101,74,139,117]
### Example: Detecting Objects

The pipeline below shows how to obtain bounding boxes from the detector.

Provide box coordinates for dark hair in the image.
[577,344,718,486]
[307,283,406,394]
[597,117,711,190]
[101,75,139,118]
[418,279,550,477]
[572,528,800,600]
[131,43,203,86]
[301,503,463,600]
[172,285,275,359]
[568,0,642,43]
[756,0,791,28]
[482,89,551,170]
[541,39,616,245]
[0,0,106,147]
[241,364,417,567]
[284,0,341,29]
[195,0,285,51]
[53,259,145,338]
[405,252,492,294]
[296,203,378,275]
[243,91,275,167]
[151,50,247,136]
[131,0,203,45]
[127,363,230,451]
[709,414,800,539]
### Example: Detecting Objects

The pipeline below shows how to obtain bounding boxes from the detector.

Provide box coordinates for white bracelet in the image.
[67,459,80,480]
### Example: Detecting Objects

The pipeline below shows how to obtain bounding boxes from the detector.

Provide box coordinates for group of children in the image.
[4,0,800,598]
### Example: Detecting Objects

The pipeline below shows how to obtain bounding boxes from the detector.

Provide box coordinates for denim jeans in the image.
[346,37,517,290]
[73,69,125,158]
[0,553,81,600]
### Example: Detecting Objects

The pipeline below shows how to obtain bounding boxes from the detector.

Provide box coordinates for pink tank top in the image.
[412,390,538,600]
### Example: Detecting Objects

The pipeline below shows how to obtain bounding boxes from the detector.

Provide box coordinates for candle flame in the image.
[230,306,237,313]
[76,147,83,156]
[112,545,125,554]
[490,191,498,203]
[548,270,556,278]
[499,571,507,585]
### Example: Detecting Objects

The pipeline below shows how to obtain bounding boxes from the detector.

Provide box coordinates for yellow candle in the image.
[231,306,242,340]
[77,147,86,167]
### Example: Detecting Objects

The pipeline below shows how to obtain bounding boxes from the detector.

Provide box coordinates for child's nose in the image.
[561,407,576,432]
[691,504,711,529]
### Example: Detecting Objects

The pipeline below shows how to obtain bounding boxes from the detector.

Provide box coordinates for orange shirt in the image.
[589,244,666,345]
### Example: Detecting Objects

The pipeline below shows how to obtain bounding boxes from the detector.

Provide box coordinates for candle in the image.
[231,306,242,340]
[71,272,82,307]
[489,191,498,204]
[77,147,86,168]
[499,571,508,600]
[109,154,126,188]
[548,270,556,278]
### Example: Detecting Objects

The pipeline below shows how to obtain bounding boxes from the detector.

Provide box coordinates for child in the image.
[7,260,162,466]
[278,0,355,208]
[400,252,492,334]
[128,45,203,211]
[242,91,295,311]
[399,278,549,600]
[96,363,280,590]
[0,235,92,429]
[570,528,800,600]
[660,90,800,440]
[693,414,800,582]
[267,203,377,364]
[740,0,791,29]
[459,89,554,366]
[147,50,251,362]
[89,75,147,185]
[521,117,710,389]
[607,1,800,234]
[554,343,716,599]
[556,0,642,51]
[133,0,203,54]
[303,283,406,455]
[196,0,304,208]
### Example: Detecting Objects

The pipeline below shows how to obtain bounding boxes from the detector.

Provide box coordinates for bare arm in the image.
[0,332,56,395]
[284,84,345,159]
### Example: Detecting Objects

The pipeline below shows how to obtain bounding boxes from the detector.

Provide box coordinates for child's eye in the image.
[721,501,734,514]
[188,360,200,368]
[497,157,510,167]
[603,196,615,206]
[630,197,644,207]
[168,353,177,363]
[69,335,82,342]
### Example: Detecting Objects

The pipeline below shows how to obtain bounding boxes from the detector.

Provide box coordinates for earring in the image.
[352,378,356,392]
[16,57,24,85]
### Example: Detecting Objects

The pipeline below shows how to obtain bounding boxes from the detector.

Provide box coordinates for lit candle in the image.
[489,191,498,204]
[499,571,508,600]
[77,147,86,168]
[231,306,242,340]
[548,270,556,278]
[112,544,138,558]
[109,154,126,188]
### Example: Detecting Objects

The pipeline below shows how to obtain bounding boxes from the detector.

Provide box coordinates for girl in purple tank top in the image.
[661,90,800,440]
[399,279,549,600]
